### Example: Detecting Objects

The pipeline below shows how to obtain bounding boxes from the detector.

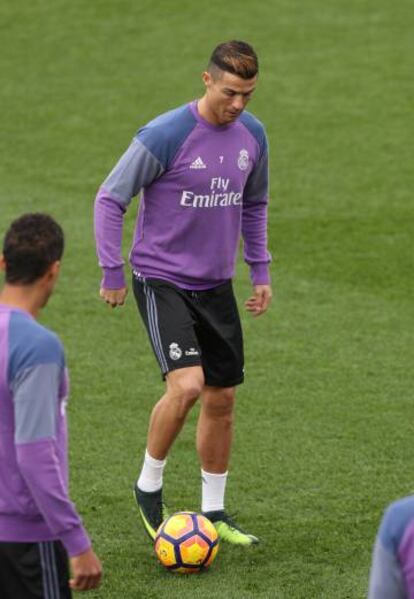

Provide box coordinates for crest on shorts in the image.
[169,342,182,360]
[237,149,249,171]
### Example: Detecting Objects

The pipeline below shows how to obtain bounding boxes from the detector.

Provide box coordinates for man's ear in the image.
[49,261,61,279]
[43,260,61,282]
[202,71,213,88]
[0,254,6,272]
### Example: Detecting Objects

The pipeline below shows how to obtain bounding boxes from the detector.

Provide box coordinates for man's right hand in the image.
[69,548,102,591]
[100,287,128,308]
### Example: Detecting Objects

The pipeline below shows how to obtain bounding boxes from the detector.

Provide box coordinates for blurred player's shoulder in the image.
[7,308,65,381]
[378,495,414,553]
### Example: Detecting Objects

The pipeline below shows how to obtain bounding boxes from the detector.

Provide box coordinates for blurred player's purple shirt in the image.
[368,495,414,598]
[94,101,271,290]
[0,305,90,557]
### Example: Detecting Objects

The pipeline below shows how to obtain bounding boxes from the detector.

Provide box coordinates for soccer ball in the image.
[154,511,219,573]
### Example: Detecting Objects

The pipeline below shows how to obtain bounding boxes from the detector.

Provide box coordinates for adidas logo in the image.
[190,156,207,169]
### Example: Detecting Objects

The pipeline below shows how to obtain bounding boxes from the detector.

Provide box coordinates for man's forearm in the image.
[16,439,91,557]
[242,200,271,285]
[94,188,127,289]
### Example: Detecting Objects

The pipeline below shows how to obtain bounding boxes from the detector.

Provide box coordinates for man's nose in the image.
[232,95,244,111]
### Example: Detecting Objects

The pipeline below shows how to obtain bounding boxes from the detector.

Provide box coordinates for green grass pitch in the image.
[1,1,413,597]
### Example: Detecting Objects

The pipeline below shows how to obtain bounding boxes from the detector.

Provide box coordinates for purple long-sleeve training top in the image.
[0,305,90,557]
[94,100,271,290]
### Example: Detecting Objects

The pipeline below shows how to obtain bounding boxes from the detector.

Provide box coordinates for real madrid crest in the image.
[237,149,249,171]
[169,342,182,360]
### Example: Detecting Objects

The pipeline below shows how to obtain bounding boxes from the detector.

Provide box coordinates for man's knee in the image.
[166,367,204,416]
[202,387,236,419]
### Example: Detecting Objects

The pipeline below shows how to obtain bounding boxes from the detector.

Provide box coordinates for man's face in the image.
[202,70,257,126]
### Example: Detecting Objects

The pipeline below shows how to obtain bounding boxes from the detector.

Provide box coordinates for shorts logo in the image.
[237,149,249,171]
[169,342,182,360]
[185,347,199,356]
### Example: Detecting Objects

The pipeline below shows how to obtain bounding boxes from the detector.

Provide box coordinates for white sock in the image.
[137,449,167,493]
[201,469,228,513]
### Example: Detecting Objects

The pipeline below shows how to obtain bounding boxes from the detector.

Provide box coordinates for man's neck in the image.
[197,96,220,126]
[0,285,42,318]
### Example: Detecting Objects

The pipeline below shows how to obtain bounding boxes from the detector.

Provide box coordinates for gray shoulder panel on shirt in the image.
[243,150,269,204]
[8,312,64,386]
[135,104,197,170]
[379,496,414,554]
[102,138,165,206]
[101,104,197,206]
[13,363,62,443]
[239,111,268,158]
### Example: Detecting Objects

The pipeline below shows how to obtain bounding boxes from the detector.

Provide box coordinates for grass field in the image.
[1,1,413,597]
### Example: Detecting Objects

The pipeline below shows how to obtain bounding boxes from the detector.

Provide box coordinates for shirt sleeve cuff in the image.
[250,263,271,286]
[101,267,126,289]
[60,524,91,557]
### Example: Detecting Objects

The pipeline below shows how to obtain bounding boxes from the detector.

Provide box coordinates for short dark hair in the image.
[2,213,64,284]
[208,40,259,80]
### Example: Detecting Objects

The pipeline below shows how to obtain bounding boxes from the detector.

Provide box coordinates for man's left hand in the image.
[245,285,272,317]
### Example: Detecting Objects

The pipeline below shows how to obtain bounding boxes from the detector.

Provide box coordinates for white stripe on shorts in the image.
[39,542,59,599]
[143,282,169,373]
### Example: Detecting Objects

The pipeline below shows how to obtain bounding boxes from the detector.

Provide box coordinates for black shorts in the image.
[132,274,244,387]
[0,541,71,599]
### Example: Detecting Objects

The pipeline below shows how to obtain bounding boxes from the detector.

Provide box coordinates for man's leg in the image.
[132,275,205,539]
[197,386,259,545]
[135,366,204,539]
[197,385,235,476]
[148,366,205,460]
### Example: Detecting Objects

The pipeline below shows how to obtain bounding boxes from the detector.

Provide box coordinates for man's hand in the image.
[69,548,102,591]
[100,287,128,308]
[245,284,272,317]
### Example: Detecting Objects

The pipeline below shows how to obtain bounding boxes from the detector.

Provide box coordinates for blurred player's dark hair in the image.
[2,213,64,284]
[209,40,259,80]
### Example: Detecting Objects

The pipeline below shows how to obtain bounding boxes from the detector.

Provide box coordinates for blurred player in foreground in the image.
[0,214,102,597]
[368,495,414,598]
[95,40,272,545]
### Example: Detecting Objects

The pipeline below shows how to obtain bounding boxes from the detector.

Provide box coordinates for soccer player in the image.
[94,40,272,545]
[0,214,102,597]
[368,495,414,598]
